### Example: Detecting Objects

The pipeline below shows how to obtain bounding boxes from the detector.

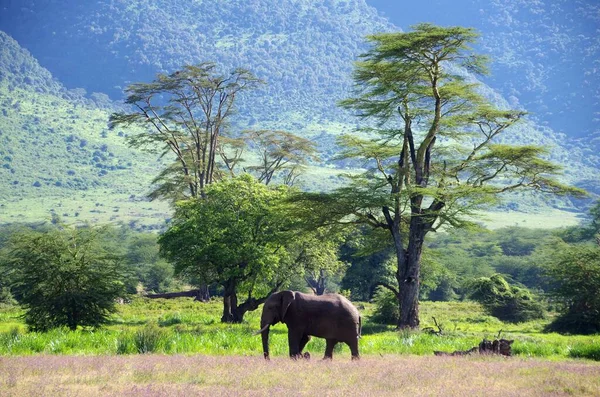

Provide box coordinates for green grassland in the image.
[0,299,597,361]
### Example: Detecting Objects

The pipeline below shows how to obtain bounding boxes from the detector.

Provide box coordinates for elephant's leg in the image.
[287,330,302,358]
[299,334,311,359]
[323,339,337,360]
[347,338,360,360]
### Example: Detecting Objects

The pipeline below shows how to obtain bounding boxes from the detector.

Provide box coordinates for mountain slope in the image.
[0,0,393,127]
[0,32,168,228]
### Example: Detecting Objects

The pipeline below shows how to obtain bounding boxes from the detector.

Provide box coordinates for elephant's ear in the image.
[280,290,295,321]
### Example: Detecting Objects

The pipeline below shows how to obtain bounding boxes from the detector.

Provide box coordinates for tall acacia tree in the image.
[109,62,262,202]
[295,24,584,329]
[241,129,319,186]
[110,63,261,301]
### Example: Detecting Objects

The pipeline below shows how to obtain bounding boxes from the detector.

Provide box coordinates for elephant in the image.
[256,290,361,360]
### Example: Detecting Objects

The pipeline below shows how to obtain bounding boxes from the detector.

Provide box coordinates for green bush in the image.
[545,244,600,335]
[116,332,135,354]
[3,227,126,331]
[467,274,545,323]
[0,287,15,305]
[158,313,183,327]
[370,287,399,325]
[134,323,165,353]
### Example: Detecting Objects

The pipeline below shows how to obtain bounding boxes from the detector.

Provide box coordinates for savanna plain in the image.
[1,299,599,396]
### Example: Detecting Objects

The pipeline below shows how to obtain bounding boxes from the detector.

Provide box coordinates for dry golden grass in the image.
[1,355,599,396]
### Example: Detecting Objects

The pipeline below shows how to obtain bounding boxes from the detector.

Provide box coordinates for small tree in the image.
[467,274,545,323]
[545,243,600,334]
[3,227,125,331]
[242,129,319,186]
[158,174,295,323]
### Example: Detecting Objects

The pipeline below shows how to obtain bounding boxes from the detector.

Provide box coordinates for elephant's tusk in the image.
[253,324,270,335]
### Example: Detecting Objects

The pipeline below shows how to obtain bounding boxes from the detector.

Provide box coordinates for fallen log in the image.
[434,339,514,357]
[144,289,206,301]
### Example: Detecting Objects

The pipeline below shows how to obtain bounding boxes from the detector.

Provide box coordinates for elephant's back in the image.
[298,293,361,340]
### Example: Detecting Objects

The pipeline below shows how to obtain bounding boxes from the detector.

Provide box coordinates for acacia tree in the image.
[109,62,262,202]
[291,228,347,295]
[158,175,296,323]
[242,129,319,186]
[295,24,584,329]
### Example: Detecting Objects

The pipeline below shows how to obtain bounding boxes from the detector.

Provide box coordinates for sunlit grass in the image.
[0,298,597,361]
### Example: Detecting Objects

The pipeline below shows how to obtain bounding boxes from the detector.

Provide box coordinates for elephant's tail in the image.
[357,316,362,339]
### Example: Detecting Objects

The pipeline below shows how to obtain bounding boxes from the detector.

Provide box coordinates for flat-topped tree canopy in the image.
[296,24,586,329]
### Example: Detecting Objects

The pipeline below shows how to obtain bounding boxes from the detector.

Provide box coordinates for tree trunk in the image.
[146,288,208,301]
[221,279,241,323]
[396,219,425,329]
[305,271,326,295]
[397,255,420,329]
[198,284,210,302]
[221,280,281,323]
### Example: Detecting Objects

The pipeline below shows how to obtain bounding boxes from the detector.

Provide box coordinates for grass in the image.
[0,298,598,361]
[0,355,598,396]
[0,299,598,396]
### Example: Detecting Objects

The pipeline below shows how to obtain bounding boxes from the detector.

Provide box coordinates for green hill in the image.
[0,32,169,228]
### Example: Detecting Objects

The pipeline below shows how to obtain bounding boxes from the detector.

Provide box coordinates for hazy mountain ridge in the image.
[0,32,62,95]
[481,0,599,140]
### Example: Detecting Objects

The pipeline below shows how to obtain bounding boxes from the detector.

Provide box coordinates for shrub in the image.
[467,274,545,323]
[545,244,600,335]
[134,323,165,353]
[116,332,135,354]
[0,287,16,305]
[568,343,600,361]
[370,286,399,325]
[158,313,183,327]
[4,227,126,331]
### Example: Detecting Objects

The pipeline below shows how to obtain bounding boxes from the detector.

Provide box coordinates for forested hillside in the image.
[0,0,598,224]
[0,0,392,128]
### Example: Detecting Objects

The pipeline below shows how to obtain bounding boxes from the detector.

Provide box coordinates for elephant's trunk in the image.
[261,324,270,360]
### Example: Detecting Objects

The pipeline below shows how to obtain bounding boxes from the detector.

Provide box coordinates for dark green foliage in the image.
[426,227,555,293]
[545,244,600,335]
[339,228,395,301]
[125,233,175,293]
[0,287,15,305]
[159,174,296,322]
[467,274,545,323]
[2,227,125,331]
[370,286,399,325]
